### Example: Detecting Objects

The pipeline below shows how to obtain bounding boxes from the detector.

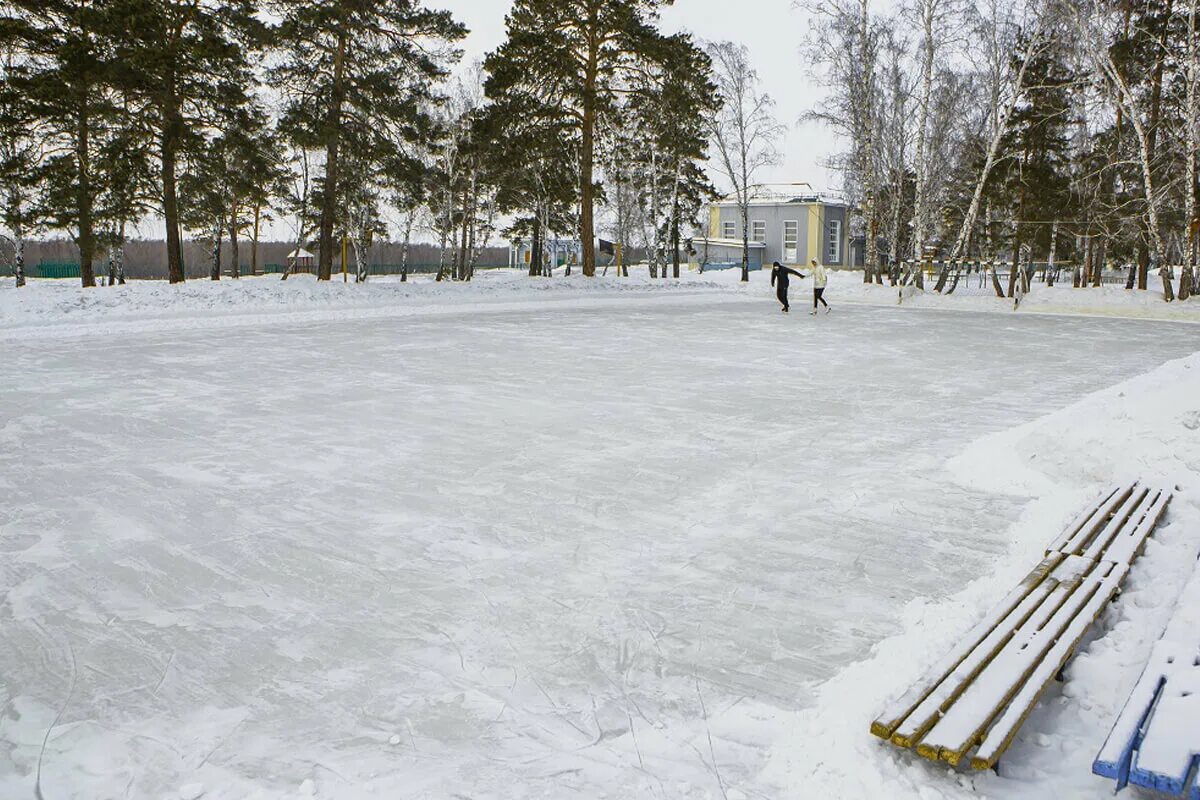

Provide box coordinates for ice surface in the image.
[1,292,1197,798]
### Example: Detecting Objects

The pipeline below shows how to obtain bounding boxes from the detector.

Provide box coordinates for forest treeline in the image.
[1,0,1197,297]
[0,0,720,287]
[807,0,1199,297]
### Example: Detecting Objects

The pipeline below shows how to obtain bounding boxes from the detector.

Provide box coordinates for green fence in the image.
[263,263,510,276]
[33,261,83,279]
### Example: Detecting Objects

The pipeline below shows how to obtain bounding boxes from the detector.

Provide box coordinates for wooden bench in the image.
[871,482,1173,770]
[1094,556,1200,800]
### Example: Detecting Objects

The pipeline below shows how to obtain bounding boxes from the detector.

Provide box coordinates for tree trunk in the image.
[529,219,542,277]
[1046,220,1058,287]
[400,212,413,282]
[672,217,681,279]
[353,236,367,283]
[910,2,936,270]
[317,32,347,282]
[229,204,240,280]
[741,203,750,282]
[457,182,471,282]
[162,81,184,284]
[1185,0,1199,297]
[116,224,126,285]
[251,202,260,276]
[1161,267,1175,301]
[14,237,25,288]
[210,222,222,281]
[78,97,96,288]
[580,40,598,277]
[1139,0,1173,291]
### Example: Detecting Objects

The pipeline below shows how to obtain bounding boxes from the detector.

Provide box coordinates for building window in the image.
[783,221,799,263]
[751,220,767,243]
[828,219,842,263]
[722,220,737,239]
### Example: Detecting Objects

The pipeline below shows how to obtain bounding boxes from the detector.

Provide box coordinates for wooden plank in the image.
[1095,487,1172,567]
[869,554,1063,741]
[887,581,1055,748]
[915,558,1108,766]
[1049,482,1136,557]
[1046,482,1127,555]
[1080,485,1152,563]
[970,561,1128,769]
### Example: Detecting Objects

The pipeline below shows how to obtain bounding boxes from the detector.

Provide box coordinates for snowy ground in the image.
[1,272,1198,799]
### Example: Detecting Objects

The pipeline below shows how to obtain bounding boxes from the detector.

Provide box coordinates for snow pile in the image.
[2,267,1198,342]
[0,270,744,339]
[762,352,1200,798]
[832,274,1200,322]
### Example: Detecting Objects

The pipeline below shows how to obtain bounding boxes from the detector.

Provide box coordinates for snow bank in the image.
[761,352,1200,799]
[2,268,1197,342]
[0,270,747,341]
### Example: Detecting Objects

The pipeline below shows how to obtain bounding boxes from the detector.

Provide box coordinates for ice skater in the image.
[770,261,805,313]
[808,259,830,314]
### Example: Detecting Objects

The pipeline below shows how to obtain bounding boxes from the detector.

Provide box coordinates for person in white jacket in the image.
[808,259,831,314]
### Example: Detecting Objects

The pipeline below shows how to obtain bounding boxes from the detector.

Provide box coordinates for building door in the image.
[783,221,799,263]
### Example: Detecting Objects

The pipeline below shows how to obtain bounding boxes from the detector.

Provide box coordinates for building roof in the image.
[696,237,768,248]
[288,248,315,259]
[712,183,847,208]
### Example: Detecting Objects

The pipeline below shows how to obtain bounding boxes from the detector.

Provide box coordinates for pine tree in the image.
[997,30,1076,296]
[626,34,718,278]
[6,0,119,287]
[485,89,579,278]
[0,43,44,287]
[485,0,681,277]
[271,0,465,282]
[112,0,262,284]
[94,87,156,286]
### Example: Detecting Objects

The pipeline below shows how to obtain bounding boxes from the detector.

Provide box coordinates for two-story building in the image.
[697,185,852,270]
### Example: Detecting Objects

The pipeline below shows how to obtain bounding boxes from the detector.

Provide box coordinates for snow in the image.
[2,267,1198,341]
[764,348,1200,799]
[1095,546,1200,794]
[1,270,1198,798]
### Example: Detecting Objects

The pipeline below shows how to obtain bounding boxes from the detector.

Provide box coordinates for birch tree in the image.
[905,0,968,287]
[939,0,1048,290]
[0,47,44,288]
[805,0,883,282]
[1067,0,1170,271]
[706,40,785,282]
[1184,0,1199,298]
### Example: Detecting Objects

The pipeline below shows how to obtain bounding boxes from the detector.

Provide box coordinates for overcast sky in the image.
[430,0,839,195]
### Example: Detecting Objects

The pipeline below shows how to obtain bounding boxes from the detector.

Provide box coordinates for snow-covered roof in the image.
[288,248,315,259]
[696,237,767,248]
[712,183,847,207]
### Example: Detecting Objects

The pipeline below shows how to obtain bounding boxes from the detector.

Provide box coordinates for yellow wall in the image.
[806,204,823,266]
[709,205,720,238]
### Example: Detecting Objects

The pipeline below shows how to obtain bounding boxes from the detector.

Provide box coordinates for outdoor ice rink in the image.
[2,296,1196,798]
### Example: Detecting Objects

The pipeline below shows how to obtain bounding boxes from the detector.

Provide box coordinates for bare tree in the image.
[705,41,785,282]
[878,23,914,284]
[905,0,968,287]
[1184,0,1199,298]
[941,0,1049,287]
[0,68,43,288]
[280,146,315,281]
[805,0,883,283]
[1065,0,1169,271]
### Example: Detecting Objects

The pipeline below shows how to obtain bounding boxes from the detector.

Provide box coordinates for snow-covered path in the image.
[1,297,1195,799]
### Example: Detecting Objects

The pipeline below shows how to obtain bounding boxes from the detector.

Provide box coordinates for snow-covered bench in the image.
[871,482,1173,770]
[1094,554,1200,800]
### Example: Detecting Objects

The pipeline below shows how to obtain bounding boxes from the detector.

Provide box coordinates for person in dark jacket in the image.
[770,261,805,312]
